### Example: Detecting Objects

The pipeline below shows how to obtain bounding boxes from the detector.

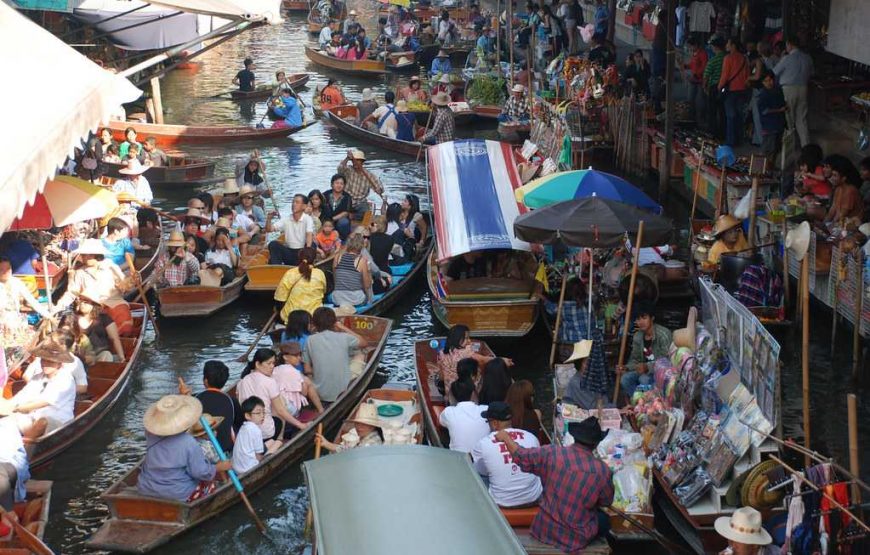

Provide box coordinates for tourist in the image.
[232,396,281,474]
[203,227,238,286]
[506,380,544,440]
[356,88,379,122]
[98,127,117,152]
[395,193,427,251]
[618,301,672,398]
[154,230,201,288]
[274,246,327,320]
[319,20,336,48]
[238,348,308,440]
[336,149,385,219]
[500,84,531,123]
[774,36,813,148]
[315,402,383,452]
[681,37,708,127]
[332,233,373,307]
[303,307,368,402]
[178,360,242,454]
[135,208,161,249]
[399,76,429,103]
[366,217,394,277]
[271,70,294,95]
[112,159,154,204]
[478,358,513,405]
[443,251,487,281]
[279,309,312,347]
[714,507,778,555]
[319,78,346,112]
[0,419,30,520]
[274,341,324,415]
[438,379,489,453]
[0,255,51,354]
[718,39,750,147]
[757,70,787,159]
[118,127,141,160]
[422,92,455,145]
[236,185,266,230]
[272,88,303,129]
[342,9,358,34]
[137,395,232,501]
[235,152,269,196]
[703,37,726,137]
[189,414,224,463]
[232,57,256,92]
[471,401,542,508]
[347,36,367,60]
[707,214,749,264]
[314,218,342,259]
[0,340,77,438]
[141,137,168,166]
[624,50,652,97]
[24,330,88,395]
[126,143,142,162]
[73,295,126,363]
[353,225,391,294]
[363,90,398,138]
[320,174,353,240]
[102,217,135,269]
[103,143,121,163]
[437,325,505,397]
[497,416,613,552]
[266,194,315,266]
[307,189,326,230]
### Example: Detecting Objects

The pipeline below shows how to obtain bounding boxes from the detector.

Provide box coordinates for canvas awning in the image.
[427,139,530,261]
[303,445,526,555]
[0,2,142,236]
[148,0,284,24]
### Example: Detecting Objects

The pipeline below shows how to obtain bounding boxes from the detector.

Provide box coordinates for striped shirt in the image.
[334,253,364,292]
[703,51,725,88]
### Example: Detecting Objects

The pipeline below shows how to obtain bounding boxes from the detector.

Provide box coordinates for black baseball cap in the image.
[481,401,513,421]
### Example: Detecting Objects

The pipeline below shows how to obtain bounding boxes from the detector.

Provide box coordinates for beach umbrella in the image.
[514,169,662,213]
[8,176,119,231]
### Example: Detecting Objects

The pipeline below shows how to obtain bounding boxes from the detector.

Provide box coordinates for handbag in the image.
[719,57,747,95]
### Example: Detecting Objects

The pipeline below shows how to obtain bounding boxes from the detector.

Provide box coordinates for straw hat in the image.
[349,402,381,428]
[349,149,366,161]
[672,306,697,351]
[431,92,450,106]
[215,217,232,229]
[714,507,772,546]
[859,222,870,237]
[396,100,409,113]
[223,178,240,195]
[119,159,148,175]
[395,56,412,66]
[75,238,107,256]
[436,49,449,57]
[166,230,186,248]
[712,214,742,237]
[518,162,540,183]
[335,304,357,316]
[183,207,211,223]
[785,221,811,262]
[361,88,374,101]
[239,184,260,197]
[115,191,139,203]
[144,395,203,436]
[438,74,451,84]
[564,339,593,363]
[741,460,785,510]
[189,413,224,438]
[32,340,74,364]
[348,9,357,16]
[511,84,526,93]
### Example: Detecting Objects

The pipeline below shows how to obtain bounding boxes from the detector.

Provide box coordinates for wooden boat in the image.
[306,7,339,35]
[225,73,310,101]
[282,0,309,11]
[324,105,422,157]
[8,305,147,468]
[106,120,315,148]
[122,217,165,301]
[86,314,392,554]
[413,340,610,554]
[331,388,423,445]
[13,263,68,300]
[0,480,52,555]
[472,104,502,120]
[243,249,335,294]
[156,275,248,318]
[498,121,531,144]
[426,250,539,338]
[409,104,476,127]
[304,46,386,77]
[103,155,216,187]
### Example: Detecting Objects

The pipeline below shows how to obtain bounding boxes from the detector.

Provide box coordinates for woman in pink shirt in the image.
[236,348,308,440]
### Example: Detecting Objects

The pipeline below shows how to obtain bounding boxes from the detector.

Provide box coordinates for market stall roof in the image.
[0,2,141,236]
[147,0,283,24]
[428,139,530,261]
[303,445,526,555]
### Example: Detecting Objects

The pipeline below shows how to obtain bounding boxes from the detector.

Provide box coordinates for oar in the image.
[199,416,268,535]
[303,423,324,538]
[255,97,276,129]
[0,506,54,555]
[236,309,279,362]
[125,252,160,338]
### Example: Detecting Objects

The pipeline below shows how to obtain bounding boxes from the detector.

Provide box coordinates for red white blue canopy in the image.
[428,140,530,261]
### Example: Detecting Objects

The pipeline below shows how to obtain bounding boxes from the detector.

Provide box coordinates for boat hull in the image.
[283,0,309,10]
[156,276,247,318]
[324,105,422,157]
[107,120,314,148]
[498,121,531,144]
[228,73,309,101]
[103,156,216,187]
[0,480,52,555]
[304,46,386,76]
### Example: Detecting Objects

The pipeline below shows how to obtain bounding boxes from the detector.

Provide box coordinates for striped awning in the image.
[427,139,529,261]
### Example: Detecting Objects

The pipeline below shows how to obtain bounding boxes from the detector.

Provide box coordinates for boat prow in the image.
[156,276,248,318]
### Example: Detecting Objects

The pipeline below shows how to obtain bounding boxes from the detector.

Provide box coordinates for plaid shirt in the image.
[424,107,455,144]
[336,162,384,206]
[544,300,610,395]
[155,253,200,287]
[513,445,614,553]
[734,265,783,308]
[503,95,530,120]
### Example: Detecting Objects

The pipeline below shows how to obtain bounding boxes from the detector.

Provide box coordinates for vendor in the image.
[707,214,749,264]
[399,76,428,103]
[563,339,613,409]
[714,507,777,555]
[618,301,671,399]
[825,157,863,223]
[499,84,531,123]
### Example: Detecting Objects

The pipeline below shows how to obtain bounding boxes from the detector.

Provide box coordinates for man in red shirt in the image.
[681,37,708,128]
[496,416,613,553]
[718,38,750,146]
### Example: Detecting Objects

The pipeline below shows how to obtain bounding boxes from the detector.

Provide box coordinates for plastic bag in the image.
[733,188,752,219]
[612,465,651,512]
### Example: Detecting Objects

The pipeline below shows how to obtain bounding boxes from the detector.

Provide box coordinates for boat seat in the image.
[501,505,539,527]
[88,361,123,380]
[389,262,413,277]
[74,399,94,416]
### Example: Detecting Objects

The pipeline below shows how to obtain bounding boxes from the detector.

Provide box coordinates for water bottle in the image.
[429,339,439,351]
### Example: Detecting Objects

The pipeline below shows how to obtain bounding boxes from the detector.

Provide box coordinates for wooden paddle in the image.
[0,506,54,555]
[198,416,268,535]
[303,423,324,538]
[236,309,278,362]
[252,150,281,218]
[125,252,160,338]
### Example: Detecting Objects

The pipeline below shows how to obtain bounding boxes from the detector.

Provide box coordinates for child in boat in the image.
[314,219,341,259]
[233,396,281,474]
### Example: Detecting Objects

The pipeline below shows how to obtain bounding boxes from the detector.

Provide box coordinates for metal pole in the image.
[801,255,811,467]
[60,3,148,40]
[87,11,186,44]
[659,0,676,201]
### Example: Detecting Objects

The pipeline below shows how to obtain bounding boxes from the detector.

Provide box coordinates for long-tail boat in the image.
[282,0,309,11]
[86,315,392,554]
[304,46,386,77]
[225,73,310,101]
[107,120,315,148]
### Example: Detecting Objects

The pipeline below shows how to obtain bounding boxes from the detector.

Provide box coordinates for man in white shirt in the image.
[318,20,336,49]
[438,380,490,453]
[266,194,315,265]
[112,159,154,204]
[471,402,542,508]
[24,331,88,395]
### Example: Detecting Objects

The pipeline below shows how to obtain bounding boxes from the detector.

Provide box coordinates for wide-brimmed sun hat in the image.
[396,100,409,113]
[32,340,74,364]
[335,304,357,316]
[144,395,203,436]
[75,238,107,256]
[564,339,593,363]
[189,413,225,438]
[119,159,148,176]
[511,84,526,93]
[431,92,450,106]
[349,402,381,427]
[438,74,452,84]
[361,88,374,101]
[223,178,240,195]
[714,507,772,546]
[785,221,811,262]
[183,207,211,223]
[712,214,742,237]
[166,230,186,248]
[349,149,366,161]
[239,184,260,197]
[672,306,697,351]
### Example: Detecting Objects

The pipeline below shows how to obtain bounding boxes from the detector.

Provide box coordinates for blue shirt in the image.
[275,96,303,127]
[280,332,310,352]
[594,5,609,35]
[137,432,216,501]
[102,237,134,267]
[2,239,39,274]
[396,112,416,142]
[430,57,452,76]
[477,35,493,53]
[758,87,786,133]
[773,48,813,86]
[236,205,266,228]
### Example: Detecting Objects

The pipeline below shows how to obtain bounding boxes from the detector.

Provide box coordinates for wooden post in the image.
[508,0,514,88]
[613,221,645,404]
[715,163,728,218]
[689,141,704,223]
[495,0,501,68]
[747,176,759,248]
[659,0,676,201]
[800,255,810,468]
[854,250,864,380]
[847,393,862,512]
[781,220,790,313]
[150,77,164,125]
[549,271,568,368]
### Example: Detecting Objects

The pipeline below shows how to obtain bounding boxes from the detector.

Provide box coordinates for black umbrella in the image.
[513,197,674,248]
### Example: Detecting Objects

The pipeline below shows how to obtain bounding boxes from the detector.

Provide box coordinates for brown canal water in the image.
[42,15,870,555]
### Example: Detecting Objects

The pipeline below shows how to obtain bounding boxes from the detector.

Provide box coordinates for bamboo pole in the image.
[800,255,811,468]
[781,220,790,313]
[613,221,645,404]
[150,77,164,125]
[854,250,864,380]
[689,142,704,223]
[747,176,759,248]
[549,271,568,368]
[847,393,862,512]
[715,163,727,218]
[508,0,514,89]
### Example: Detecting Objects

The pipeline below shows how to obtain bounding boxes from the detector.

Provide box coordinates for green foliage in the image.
[467,75,507,106]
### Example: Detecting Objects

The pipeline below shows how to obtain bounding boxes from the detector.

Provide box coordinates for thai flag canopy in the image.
[428,139,530,261]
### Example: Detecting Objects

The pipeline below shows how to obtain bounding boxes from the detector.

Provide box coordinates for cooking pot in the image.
[718,253,760,293]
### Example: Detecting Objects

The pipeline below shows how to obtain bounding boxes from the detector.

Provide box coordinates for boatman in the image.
[342,9,358,35]
[232,57,256,92]
[429,49,452,77]
[495,416,613,553]
[112,159,154,205]
[499,84,531,123]
[422,92,455,145]
[336,149,384,220]
[272,88,303,129]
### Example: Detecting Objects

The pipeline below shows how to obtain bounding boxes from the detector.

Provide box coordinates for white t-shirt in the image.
[25,357,87,389]
[12,368,77,425]
[233,212,257,234]
[232,421,265,474]
[370,104,398,138]
[205,248,233,267]
[438,401,491,453]
[279,213,315,249]
[472,428,542,507]
[112,176,153,204]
